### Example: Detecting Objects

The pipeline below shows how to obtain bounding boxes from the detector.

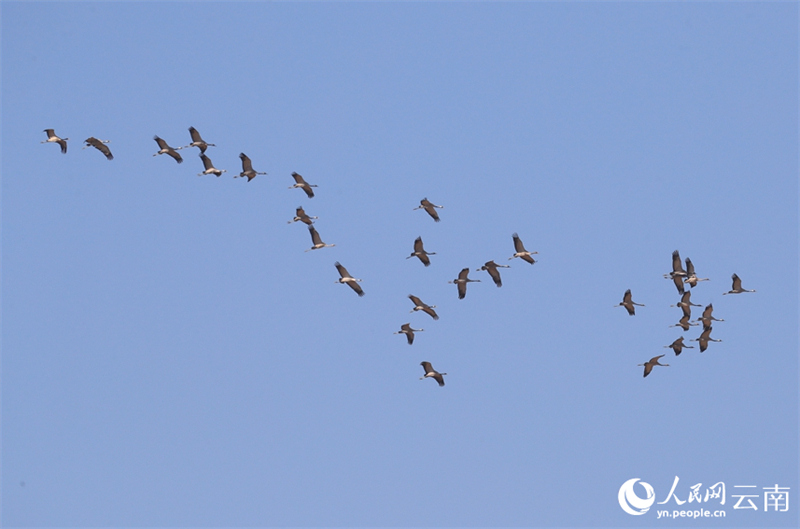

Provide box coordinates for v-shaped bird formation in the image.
[41,125,545,388]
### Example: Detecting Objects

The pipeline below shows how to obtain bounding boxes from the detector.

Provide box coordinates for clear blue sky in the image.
[2,2,798,527]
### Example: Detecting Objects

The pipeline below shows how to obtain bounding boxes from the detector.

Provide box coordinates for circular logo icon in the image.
[618,478,655,515]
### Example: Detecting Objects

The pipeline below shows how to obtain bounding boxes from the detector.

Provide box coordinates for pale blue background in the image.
[2,2,798,527]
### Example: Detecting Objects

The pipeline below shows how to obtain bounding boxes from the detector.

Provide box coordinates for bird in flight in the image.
[289,172,317,198]
[638,355,669,378]
[394,323,423,345]
[449,267,481,299]
[42,129,68,153]
[408,295,438,320]
[83,137,113,160]
[476,260,510,287]
[615,289,644,316]
[509,233,537,264]
[152,136,183,163]
[334,262,364,297]
[406,237,435,267]
[414,198,444,222]
[236,153,266,181]
[420,361,447,386]
[723,274,755,295]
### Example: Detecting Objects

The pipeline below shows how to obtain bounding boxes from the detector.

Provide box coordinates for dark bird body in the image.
[406,237,435,267]
[414,198,443,222]
[616,289,644,316]
[723,274,755,295]
[182,126,215,153]
[684,258,709,288]
[306,225,334,251]
[509,233,537,264]
[290,172,317,198]
[198,153,226,176]
[664,337,694,356]
[638,355,669,378]
[152,136,183,163]
[664,250,687,294]
[671,291,702,319]
[449,267,481,299]
[409,295,438,320]
[691,326,722,352]
[394,323,423,345]
[334,262,363,296]
[83,137,113,160]
[288,206,318,225]
[670,315,699,332]
[42,129,68,153]
[697,303,724,330]
[420,361,447,386]
[477,260,510,287]
[237,153,266,181]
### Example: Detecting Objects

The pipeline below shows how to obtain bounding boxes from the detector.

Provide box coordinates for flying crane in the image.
[413,198,444,222]
[152,136,183,163]
[287,206,318,225]
[638,355,669,378]
[476,260,510,287]
[406,237,435,267]
[449,267,481,299]
[683,258,709,288]
[334,262,364,297]
[664,250,687,294]
[181,126,215,153]
[697,303,724,330]
[41,129,68,153]
[408,295,438,320]
[615,289,644,316]
[671,290,702,319]
[289,172,317,198]
[197,153,226,177]
[83,137,113,160]
[394,323,423,345]
[664,337,694,356]
[723,274,756,295]
[236,153,267,181]
[691,326,722,352]
[305,225,335,251]
[419,361,447,386]
[509,233,537,264]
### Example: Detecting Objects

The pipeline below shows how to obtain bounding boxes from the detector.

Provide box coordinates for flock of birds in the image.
[41,126,547,387]
[43,127,758,383]
[616,250,756,377]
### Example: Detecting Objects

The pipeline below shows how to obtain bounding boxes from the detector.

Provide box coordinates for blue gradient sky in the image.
[2,2,798,527]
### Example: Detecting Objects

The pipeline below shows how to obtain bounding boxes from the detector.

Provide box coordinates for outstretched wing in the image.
[309,226,323,245]
[189,126,203,143]
[348,281,364,297]
[671,250,683,273]
[672,274,685,295]
[335,262,351,279]
[685,258,696,276]
[239,153,253,172]
[424,306,439,320]
[513,233,526,253]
